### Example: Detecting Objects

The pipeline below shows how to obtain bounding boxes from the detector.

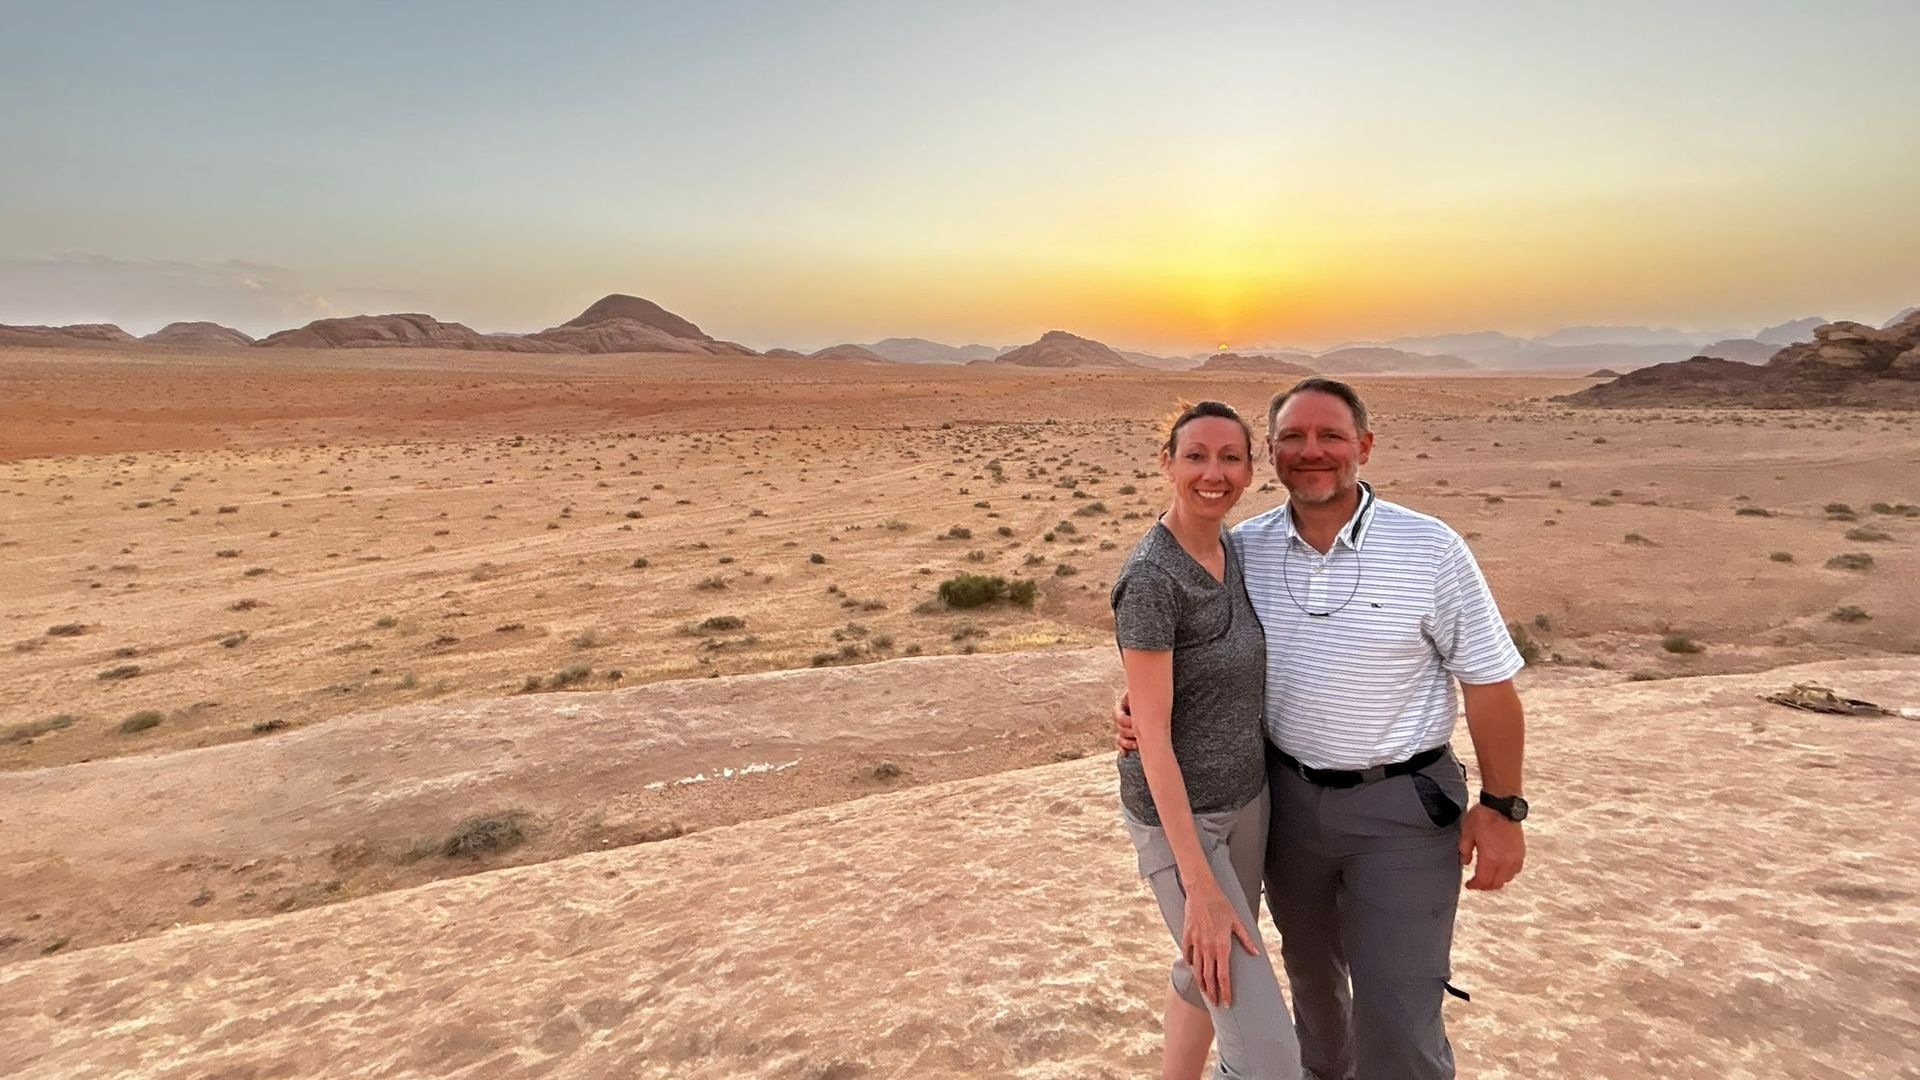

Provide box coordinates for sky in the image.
[3,0,1918,352]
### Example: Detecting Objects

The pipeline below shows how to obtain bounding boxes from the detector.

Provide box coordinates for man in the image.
[1118,377,1528,1080]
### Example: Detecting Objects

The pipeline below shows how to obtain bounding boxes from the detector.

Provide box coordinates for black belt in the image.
[1271,745,1448,789]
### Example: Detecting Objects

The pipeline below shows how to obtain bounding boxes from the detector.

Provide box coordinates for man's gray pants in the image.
[1125,788,1302,1080]
[1264,746,1468,1080]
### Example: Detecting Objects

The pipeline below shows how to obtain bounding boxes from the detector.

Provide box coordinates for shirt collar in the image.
[1279,480,1377,552]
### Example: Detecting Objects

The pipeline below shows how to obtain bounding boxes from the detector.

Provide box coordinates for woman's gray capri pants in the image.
[1124,786,1301,1080]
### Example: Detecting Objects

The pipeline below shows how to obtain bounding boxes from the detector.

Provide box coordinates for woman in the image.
[1113,400,1298,1080]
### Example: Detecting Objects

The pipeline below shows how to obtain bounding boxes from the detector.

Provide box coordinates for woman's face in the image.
[1161,416,1254,523]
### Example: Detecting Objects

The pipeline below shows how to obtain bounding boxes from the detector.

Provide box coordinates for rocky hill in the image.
[529,294,756,355]
[0,323,139,347]
[141,321,254,347]
[253,296,752,356]
[984,330,1138,369]
[255,314,571,351]
[1313,346,1473,374]
[1557,312,1920,408]
[863,337,999,364]
[1197,351,1317,375]
[762,347,807,359]
[1694,338,1777,365]
[809,343,891,363]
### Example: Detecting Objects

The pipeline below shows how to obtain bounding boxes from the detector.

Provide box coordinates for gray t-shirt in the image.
[1111,521,1269,826]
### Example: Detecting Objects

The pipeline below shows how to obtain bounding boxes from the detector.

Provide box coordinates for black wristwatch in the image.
[1479,791,1529,822]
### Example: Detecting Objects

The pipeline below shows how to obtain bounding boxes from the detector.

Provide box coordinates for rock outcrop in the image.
[1586,368,1623,379]
[984,330,1138,369]
[1555,311,1920,408]
[142,321,254,348]
[1197,351,1318,375]
[0,323,139,347]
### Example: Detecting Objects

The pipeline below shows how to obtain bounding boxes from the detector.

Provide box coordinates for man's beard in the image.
[1282,467,1355,505]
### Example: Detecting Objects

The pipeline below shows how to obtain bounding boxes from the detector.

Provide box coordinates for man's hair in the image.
[1266,377,1370,436]
[1161,399,1253,457]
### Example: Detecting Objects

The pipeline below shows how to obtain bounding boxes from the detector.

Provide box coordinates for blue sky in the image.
[3,0,1917,349]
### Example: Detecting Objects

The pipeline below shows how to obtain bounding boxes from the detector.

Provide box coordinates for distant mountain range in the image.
[6,299,1914,375]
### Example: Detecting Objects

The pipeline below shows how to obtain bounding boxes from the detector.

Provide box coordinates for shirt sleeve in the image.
[1428,533,1525,684]
[1111,564,1180,651]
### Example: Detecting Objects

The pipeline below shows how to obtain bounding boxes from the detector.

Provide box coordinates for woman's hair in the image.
[1160,399,1254,457]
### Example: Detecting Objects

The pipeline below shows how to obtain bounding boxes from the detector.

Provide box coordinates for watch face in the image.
[1509,797,1530,822]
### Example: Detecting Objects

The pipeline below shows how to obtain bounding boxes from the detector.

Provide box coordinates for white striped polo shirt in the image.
[1230,482,1524,771]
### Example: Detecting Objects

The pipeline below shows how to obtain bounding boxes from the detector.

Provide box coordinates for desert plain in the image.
[2,344,1917,1078]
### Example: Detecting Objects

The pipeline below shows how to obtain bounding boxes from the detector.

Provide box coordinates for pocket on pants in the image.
[1411,773,1463,828]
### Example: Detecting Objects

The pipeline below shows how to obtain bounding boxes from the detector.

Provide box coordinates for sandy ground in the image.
[5,347,1915,777]
[2,345,1918,1075]
[2,656,1915,1079]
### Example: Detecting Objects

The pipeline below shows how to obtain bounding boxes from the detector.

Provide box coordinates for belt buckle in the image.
[1356,764,1388,784]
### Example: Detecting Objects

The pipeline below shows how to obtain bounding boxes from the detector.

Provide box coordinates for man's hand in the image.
[1113,692,1138,754]
[1459,804,1525,890]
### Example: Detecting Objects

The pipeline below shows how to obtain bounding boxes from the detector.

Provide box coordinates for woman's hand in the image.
[1181,877,1258,1008]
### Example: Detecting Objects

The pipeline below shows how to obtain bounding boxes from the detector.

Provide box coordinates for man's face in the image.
[1267,391,1373,506]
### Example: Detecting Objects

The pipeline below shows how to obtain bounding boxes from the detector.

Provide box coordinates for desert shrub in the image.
[98,664,141,680]
[1117,484,1138,495]
[1506,622,1541,665]
[939,574,1007,608]
[1825,503,1857,520]
[215,548,241,558]
[996,525,1014,537]
[1829,606,1871,623]
[219,631,249,648]
[695,575,728,590]
[1733,507,1771,517]
[966,549,987,562]
[1769,551,1794,563]
[374,615,398,628]
[1589,497,1614,507]
[871,761,902,779]
[1074,501,1108,517]
[1826,553,1875,571]
[1623,533,1655,546]
[631,556,650,569]
[1007,579,1038,606]
[547,663,593,688]
[229,598,262,611]
[1844,527,1892,542]
[1054,520,1078,535]
[6,714,76,743]
[119,710,163,734]
[1054,563,1078,577]
[870,634,895,650]
[809,552,827,564]
[251,719,289,734]
[944,526,973,540]
[438,813,528,857]
[45,623,86,637]
[698,615,746,632]
[1531,613,1552,631]
[1661,633,1704,654]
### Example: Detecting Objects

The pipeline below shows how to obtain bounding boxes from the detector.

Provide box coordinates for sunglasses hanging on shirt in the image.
[1280,484,1371,618]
